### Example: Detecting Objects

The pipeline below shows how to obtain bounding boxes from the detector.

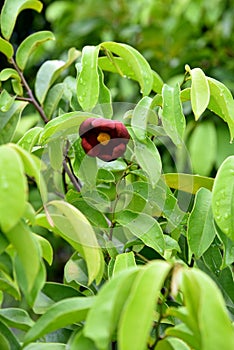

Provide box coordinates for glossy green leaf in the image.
[4,220,41,293]
[44,83,64,119]
[24,344,66,350]
[0,145,27,231]
[116,210,165,254]
[17,126,43,151]
[69,331,98,350]
[41,200,104,284]
[23,297,94,345]
[212,156,234,240]
[0,89,15,112]
[155,337,190,350]
[187,188,216,258]
[134,137,162,188]
[152,70,164,94]
[84,268,139,350]
[0,271,21,300]
[77,45,100,111]
[66,190,109,229]
[1,0,43,40]
[33,233,53,265]
[165,323,199,350]
[35,48,80,104]
[39,111,101,143]
[118,261,171,350]
[98,56,163,93]
[162,173,214,194]
[0,308,34,331]
[101,42,153,95]
[207,77,234,142]
[9,143,47,202]
[132,96,156,141]
[0,320,20,350]
[16,31,55,70]
[161,83,186,146]
[95,67,113,118]
[113,252,136,275]
[182,268,234,350]
[189,122,217,176]
[0,101,28,144]
[189,67,210,120]
[0,37,13,58]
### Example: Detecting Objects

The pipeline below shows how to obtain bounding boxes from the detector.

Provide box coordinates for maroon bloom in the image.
[79,118,130,161]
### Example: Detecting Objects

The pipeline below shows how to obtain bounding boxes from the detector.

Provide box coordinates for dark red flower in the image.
[79,118,130,161]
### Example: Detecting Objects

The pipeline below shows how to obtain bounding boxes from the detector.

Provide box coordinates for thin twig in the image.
[62,158,81,192]
[10,57,49,123]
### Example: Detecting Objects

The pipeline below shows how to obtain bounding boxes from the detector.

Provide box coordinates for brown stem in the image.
[62,158,81,192]
[10,57,49,123]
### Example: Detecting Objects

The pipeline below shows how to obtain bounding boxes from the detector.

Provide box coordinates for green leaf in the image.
[0,101,28,144]
[17,126,43,152]
[187,188,216,258]
[118,261,171,350]
[0,320,20,350]
[44,83,64,119]
[0,145,27,231]
[33,233,53,265]
[0,89,15,112]
[16,31,55,70]
[4,220,41,294]
[162,173,214,194]
[189,122,217,176]
[212,156,234,240]
[161,83,186,146]
[84,268,139,350]
[1,0,43,40]
[182,268,234,350]
[35,48,80,104]
[0,37,13,58]
[207,77,234,142]
[38,200,104,285]
[0,271,21,300]
[155,338,190,350]
[0,308,34,331]
[23,297,94,345]
[101,42,153,95]
[132,96,156,141]
[134,137,162,188]
[95,67,113,118]
[77,45,100,111]
[113,252,136,275]
[69,331,98,350]
[189,67,210,120]
[98,57,163,93]
[165,323,199,350]
[9,143,47,203]
[116,210,165,254]
[39,111,101,144]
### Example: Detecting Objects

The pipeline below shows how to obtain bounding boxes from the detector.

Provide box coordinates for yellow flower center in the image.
[97,132,111,145]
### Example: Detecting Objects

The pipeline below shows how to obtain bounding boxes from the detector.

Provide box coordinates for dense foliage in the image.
[0,0,234,349]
